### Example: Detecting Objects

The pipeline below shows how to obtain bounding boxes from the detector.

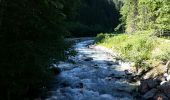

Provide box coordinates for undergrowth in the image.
[95,33,170,71]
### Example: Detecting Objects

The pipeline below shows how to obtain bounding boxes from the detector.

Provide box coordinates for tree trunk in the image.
[131,0,138,33]
[127,0,138,33]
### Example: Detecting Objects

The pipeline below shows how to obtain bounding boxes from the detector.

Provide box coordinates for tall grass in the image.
[95,33,170,70]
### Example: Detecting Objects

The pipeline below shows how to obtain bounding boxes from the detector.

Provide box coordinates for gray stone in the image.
[107,62,114,66]
[143,88,158,99]
[139,80,149,94]
[124,70,133,76]
[140,79,159,89]
[160,81,167,85]
[147,79,159,88]
[156,75,166,83]
[166,75,170,81]
[158,81,170,98]
[84,57,93,61]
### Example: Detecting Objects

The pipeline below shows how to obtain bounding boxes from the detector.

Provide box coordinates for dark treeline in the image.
[67,0,120,37]
[0,0,122,99]
[0,0,79,99]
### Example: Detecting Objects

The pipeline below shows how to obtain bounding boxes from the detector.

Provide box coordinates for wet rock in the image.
[50,67,61,75]
[139,79,159,94]
[154,93,168,100]
[128,75,140,83]
[88,45,95,49]
[114,76,123,79]
[117,83,137,94]
[73,82,84,88]
[84,57,93,61]
[160,81,167,85]
[108,72,125,79]
[114,61,119,65]
[156,75,166,83]
[107,62,114,66]
[108,73,115,77]
[158,81,170,98]
[94,64,98,66]
[139,80,150,94]
[166,75,170,81]
[124,70,133,76]
[147,79,159,88]
[142,88,158,99]
[93,64,99,68]
[105,77,113,81]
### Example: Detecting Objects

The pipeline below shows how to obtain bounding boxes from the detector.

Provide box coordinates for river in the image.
[45,38,137,100]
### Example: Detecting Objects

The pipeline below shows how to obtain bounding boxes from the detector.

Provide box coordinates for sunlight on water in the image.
[46,39,136,100]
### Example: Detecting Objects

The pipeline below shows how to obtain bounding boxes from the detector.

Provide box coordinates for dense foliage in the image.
[67,0,120,36]
[95,33,170,71]
[94,0,170,71]
[0,0,78,99]
[120,0,170,36]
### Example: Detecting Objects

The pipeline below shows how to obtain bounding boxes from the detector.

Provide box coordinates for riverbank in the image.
[95,33,170,99]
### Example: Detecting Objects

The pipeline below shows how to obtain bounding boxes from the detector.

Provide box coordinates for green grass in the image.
[152,38,170,62]
[95,33,170,70]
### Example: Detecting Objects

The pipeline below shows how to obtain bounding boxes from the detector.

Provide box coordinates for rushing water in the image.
[45,39,137,100]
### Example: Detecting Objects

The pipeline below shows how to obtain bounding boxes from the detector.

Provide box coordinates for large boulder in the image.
[143,64,167,79]
[142,88,158,99]
[139,79,159,94]
[139,80,150,94]
[166,75,170,81]
[147,79,159,88]
[158,81,170,98]
[50,67,61,75]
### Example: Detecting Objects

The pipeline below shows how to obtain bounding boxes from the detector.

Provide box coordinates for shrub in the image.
[152,39,170,62]
[118,35,157,63]
[95,33,170,71]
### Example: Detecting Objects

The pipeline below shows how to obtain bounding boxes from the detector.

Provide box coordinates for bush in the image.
[95,33,108,43]
[152,39,170,62]
[95,33,170,71]
[118,35,157,64]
